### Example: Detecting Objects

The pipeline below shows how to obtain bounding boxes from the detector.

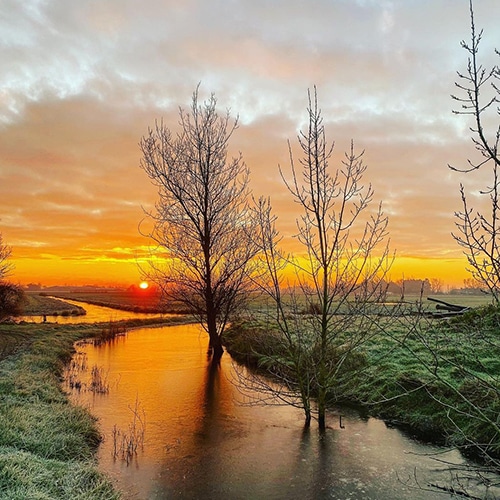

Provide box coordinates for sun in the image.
[139,281,149,290]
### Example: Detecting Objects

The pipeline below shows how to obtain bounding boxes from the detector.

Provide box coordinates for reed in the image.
[89,365,110,394]
[112,396,146,465]
[93,321,127,346]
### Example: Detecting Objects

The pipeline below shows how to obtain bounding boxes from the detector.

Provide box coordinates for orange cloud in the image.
[1,0,498,287]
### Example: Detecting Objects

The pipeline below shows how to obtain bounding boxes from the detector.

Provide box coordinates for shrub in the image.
[0,282,26,320]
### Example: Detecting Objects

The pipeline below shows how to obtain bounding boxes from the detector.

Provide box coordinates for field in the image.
[23,293,86,316]
[44,288,191,314]
[2,290,498,497]
[398,293,493,309]
[22,287,494,319]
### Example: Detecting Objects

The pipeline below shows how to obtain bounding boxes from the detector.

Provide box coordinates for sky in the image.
[1,0,499,288]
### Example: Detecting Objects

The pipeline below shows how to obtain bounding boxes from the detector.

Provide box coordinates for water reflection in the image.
[67,325,497,499]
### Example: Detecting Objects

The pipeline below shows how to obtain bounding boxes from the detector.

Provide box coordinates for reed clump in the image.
[112,397,146,465]
[89,365,110,394]
[93,321,127,346]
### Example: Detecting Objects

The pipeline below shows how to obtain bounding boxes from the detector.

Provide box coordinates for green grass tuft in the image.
[0,447,119,500]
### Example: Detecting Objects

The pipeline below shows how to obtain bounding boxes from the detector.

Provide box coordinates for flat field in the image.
[23,293,86,316]
[41,288,189,313]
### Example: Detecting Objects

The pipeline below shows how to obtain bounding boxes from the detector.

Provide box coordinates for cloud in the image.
[0,0,498,285]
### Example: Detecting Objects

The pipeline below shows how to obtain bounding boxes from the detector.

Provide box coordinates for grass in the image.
[225,302,500,462]
[0,448,118,500]
[0,314,195,499]
[0,322,119,499]
[47,288,191,314]
[23,293,86,317]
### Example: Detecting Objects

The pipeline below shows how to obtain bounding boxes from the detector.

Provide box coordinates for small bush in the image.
[0,283,26,320]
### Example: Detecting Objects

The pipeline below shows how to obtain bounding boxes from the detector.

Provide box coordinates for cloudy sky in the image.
[1,0,499,287]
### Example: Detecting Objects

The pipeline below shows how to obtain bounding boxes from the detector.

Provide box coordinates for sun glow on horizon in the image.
[10,253,470,290]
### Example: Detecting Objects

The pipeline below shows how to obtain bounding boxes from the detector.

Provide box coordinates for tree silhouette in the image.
[0,233,12,280]
[249,88,392,429]
[140,87,256,361]
[451,0,500,301]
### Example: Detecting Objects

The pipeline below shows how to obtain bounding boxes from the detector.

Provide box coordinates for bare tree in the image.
[429,278,444,295]
[381,8,500,492]
[0,233,24,321]
[451,0,500,302]
[247,88,392,430]
[139,87,256,361]
[0,233,12,280]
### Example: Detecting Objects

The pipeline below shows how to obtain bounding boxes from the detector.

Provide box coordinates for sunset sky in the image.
[1,0,499,288]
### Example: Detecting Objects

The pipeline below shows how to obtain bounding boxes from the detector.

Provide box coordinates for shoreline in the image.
[0,315,191,499]
[223,316,500,464]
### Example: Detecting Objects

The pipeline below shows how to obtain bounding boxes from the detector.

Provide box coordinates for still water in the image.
[67,324,496,500]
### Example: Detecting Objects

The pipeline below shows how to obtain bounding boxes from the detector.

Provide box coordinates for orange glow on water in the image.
[65,323,475,497]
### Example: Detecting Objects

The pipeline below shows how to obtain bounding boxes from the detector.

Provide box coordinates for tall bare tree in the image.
[140,87,256,361]
[248,88,392,429]
[451,0,500,302]
[0,233,12,280]
[386,5,500,493]
[0,233,25,321]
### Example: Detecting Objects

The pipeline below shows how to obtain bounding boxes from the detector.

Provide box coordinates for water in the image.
[65,323,500,499]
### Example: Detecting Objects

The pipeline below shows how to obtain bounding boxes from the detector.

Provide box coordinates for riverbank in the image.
[0,315,193,499]
[224,306,500,462]
[47,289,191,314]
[22,293,87,317]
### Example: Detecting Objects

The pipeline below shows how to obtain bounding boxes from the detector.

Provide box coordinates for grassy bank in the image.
[0,322,119,499]
[224,305,500,460]
[23,293,86,317]
[0,315,193,499]
[347,310,500,457]
[47,289,191,314]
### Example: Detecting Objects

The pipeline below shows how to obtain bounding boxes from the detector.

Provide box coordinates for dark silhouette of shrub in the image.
[0,282,26,320]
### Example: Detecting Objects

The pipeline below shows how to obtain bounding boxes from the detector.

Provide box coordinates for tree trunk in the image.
[300,388,312,428]
[304,408,311,428]
[210,333,224,361]
[206,307,224,362]
[317,389,326,431]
